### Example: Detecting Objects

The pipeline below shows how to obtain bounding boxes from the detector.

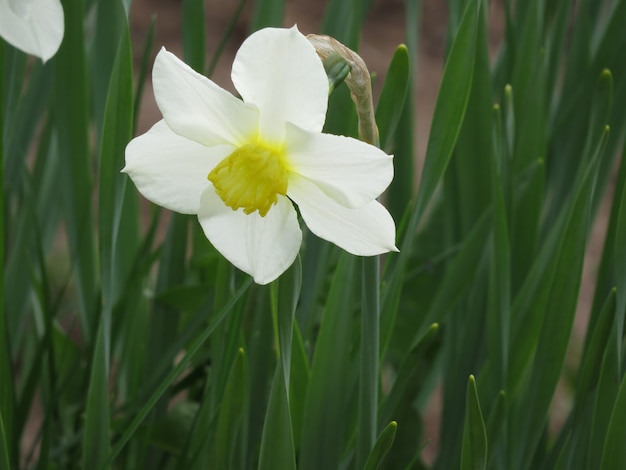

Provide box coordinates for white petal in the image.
[285,123,394,208]
[288,175,398,255]
[198,190,302,284]
[231,26,328,143]
[153,48,259,147]
[0,0,64,62]
[9,0,34,18]
[123,120,232,214]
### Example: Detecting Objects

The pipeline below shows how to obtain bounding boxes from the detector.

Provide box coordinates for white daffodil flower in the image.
[0,0,64,62]
[124,26,397,285]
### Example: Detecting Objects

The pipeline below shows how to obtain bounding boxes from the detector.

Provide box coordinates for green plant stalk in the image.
[358,255,380,468]
[0,41,14,469]
[308,34,382,466]
[356,75,381,469]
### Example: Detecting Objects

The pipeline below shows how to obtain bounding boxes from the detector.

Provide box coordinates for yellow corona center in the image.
[208,143,289,217]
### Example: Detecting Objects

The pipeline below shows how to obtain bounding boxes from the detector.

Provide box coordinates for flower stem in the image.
[357,255,380,468]
[309,34,383,466]
[307,34,379,146]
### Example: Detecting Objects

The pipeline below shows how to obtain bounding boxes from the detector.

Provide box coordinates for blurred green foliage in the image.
[1,0,626,468]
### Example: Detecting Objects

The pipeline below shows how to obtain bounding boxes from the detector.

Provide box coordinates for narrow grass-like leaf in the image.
[383,0,481,326]
[98,14,133,308]
[376,45,410,153]
[1,48,27,149]
[243,286,276,470]
[90,0,126,133]
[0,411,9,470]
[363,421,397,470]
[438,264,489,470]
[587,319,621,468]
[297,236,332,339]
[3,62,51,193]
[0,42,13,452]
[379,324,439,426]
[508,125,610,398]
[512,127,609,469]
[258,259,301,469]
[589,144,626,341]
[212,348,248,469]
[178,377,213,469]
[102,278,252,468]
[138,401,198,454]
[82,317,111,467]
[321,0,366,48]
[403,210,490,344]
[258,363,296,470]
[84,15,133,467]
[544,0,575,102]
[206,0,247,77]
[386,92,415,225]
[144,214,188,436]
[276,258,302,389]
[614,148,626,360]
[0,45,13,467]
[485,390,506,469]
[461,375,487,470]
[299,254,356,470]
[576,290,616,412]
[508,0,546,290]
[55,0,97,342]
[289,323,310,447]
[488,104,511,391]
[446,2,493,237]
[410,0,480,224]
[183,0,206,72]
[599,373,626,469]
[250,0,285,31]
[565,289,616,468]
[133,14,156,132]
[385,0,420,223]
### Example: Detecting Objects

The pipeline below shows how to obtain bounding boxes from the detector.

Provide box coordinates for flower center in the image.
[208,143,289,217]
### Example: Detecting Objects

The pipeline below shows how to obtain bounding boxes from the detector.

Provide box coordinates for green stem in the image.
[357,256,380,468]
[308,34,383,466]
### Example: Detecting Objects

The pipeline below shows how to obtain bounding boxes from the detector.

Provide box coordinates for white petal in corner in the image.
[231,26,328,143]
[288,175,398,256]
[285,123,394,208]
[198,190,302,284]
[153,48,260,148]
[0,0,64,62]
[123,120,232,215]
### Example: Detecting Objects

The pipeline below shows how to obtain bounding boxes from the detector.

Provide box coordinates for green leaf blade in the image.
[461,375,488,470]
[363,421,397,470]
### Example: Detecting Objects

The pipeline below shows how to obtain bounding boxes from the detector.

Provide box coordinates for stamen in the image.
[208,143,288,217]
